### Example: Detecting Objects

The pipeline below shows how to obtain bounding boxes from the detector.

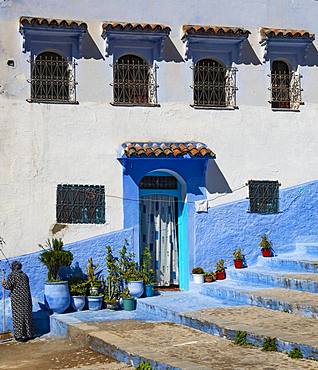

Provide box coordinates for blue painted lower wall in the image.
[0,228,134,333]
[194,180,318,271]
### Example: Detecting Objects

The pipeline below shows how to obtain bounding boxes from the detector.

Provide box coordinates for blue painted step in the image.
[259,256,318,273]
[200,281,318,318]
[227,268,318,293]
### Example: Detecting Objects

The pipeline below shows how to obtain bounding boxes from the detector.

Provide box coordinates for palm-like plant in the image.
[39,238,73,281]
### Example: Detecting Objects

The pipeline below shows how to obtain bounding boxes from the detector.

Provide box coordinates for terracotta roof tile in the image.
[122,142,215,158]
[260,27,314,40]
[182,25,250,38]
[102,21,171,34]
[20,16,87,30]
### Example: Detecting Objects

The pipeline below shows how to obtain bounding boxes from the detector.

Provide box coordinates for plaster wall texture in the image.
[194,180,318,270]
[1,0,318,256]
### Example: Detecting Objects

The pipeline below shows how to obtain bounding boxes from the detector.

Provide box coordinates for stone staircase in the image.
[50,243,318,368]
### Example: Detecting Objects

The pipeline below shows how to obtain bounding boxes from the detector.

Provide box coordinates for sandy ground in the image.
[0,337,131,370]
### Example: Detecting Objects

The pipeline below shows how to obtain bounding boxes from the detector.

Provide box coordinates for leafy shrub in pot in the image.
[215,259,226,280]
[259,235,273,257]
[192,267,205,284]
[141,246,155,297]
[204,272,216,283]
[233,248,244,269]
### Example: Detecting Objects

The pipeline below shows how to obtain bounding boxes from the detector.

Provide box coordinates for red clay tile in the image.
[20,16,87,30]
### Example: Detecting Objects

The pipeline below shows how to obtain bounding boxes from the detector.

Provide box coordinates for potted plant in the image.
[86,258,103,311]
[259,234,272,257]
[39,238,73,313]
[126,268,144,298]
[233,248,244,269]
[215,259,226,280]
[69,279,87,311]
[141,247,155,297]
[121,288,136,311]
[204,272,216,283]
[192,267,205,284]
[104,245,121,310]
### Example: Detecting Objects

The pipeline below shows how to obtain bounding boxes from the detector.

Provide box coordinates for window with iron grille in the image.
[112,54,158,105]
[192,59,237,108]
[248,180,280,214]
[29,52,77,104]
[270,60,302,110]
[56,185,105,224]
[140,176,178,189]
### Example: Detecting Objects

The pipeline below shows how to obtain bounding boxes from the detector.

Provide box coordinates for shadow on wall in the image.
[205,160,232,194]
[301,43,318,67]
[236,39,262,65]
[161,37,184,63]
[81,32,105,60]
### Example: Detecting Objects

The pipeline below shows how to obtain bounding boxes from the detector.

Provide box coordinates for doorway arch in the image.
[139,170,187,288]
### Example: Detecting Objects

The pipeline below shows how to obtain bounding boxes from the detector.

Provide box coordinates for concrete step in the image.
[201,282,318,317]
[51,312,318,369]
[259,256,318,273]
[227,268,318,293]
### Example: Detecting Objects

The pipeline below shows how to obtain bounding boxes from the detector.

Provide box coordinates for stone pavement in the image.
[67,319,318,370]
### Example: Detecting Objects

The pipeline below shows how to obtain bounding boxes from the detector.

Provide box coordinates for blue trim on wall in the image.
[119,157,210,290]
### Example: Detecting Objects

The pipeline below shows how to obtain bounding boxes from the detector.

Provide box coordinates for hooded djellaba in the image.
[2,261,33,342]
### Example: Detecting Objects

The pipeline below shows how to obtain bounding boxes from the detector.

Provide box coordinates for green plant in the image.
[262,337,277,351]
[141,247,155,285]
[39,238,73,282]
[86,257,102,289]
[104,245,121,303]
[69,280,88,296]
[288,347,303,359]
[121,287,133,299]
[234,331,248,346]
[215,259,225,272]
[136,361,152,370]
[233,248,243,260]
[259,234,272,250]
[192,267,204,274]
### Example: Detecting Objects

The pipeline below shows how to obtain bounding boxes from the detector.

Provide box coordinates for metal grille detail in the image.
[112,55,158,105]
[29,52,77,104]
[248,180,280,214]
[56,185,105,224]
[270,64,302,110]
[140,176,178,189]
[192,59,237,108]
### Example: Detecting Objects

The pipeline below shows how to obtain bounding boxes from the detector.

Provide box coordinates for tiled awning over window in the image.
[20,16,87,30]
[182,25,250,39]
[102,22,171,34]
[122,142,216,158]
[260,27,314,41]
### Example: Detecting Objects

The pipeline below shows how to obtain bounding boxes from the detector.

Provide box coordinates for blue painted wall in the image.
[194,180,318,271]
[0,228,134,332]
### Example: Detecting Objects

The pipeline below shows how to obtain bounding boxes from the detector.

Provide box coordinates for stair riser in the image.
[200,285,318,318]
[138,301,318,360]
[261,259,318,273]
[228,270,318,293]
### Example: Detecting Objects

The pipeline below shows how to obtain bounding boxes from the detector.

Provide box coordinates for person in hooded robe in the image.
[2,261,33,341]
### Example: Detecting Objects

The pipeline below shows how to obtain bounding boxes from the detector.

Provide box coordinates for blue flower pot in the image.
[122,298,136,311]
[127,280,144,298]
[145,284,154,297]
[44,281,70,314]
[71,296,86,311]
[87,296,103,311]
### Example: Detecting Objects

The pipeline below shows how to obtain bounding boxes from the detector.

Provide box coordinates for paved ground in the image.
[0,337,131,370]
[69,319,318,369]
[183,306,318,347]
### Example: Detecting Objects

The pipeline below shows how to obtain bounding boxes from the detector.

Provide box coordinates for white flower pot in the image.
[71,296,86,311]
[127,280,144,298]
[192,274,204,284]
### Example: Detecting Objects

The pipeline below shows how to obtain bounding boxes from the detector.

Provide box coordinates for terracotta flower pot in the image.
[234,259,243,269]
[215,271,226,280]
[204,275,214,283]
[262,248,272,257]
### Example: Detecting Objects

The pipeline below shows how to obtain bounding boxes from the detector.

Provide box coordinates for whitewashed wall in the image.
[1,0,318,257]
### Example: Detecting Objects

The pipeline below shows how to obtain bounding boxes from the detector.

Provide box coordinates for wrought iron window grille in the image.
[247,180,280,214]
[140,176,178,190]
[27,53,78,104]
[269,71,303,110]
[191,62,238,108]
[111,58,159,106]
[56,184,105,224]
